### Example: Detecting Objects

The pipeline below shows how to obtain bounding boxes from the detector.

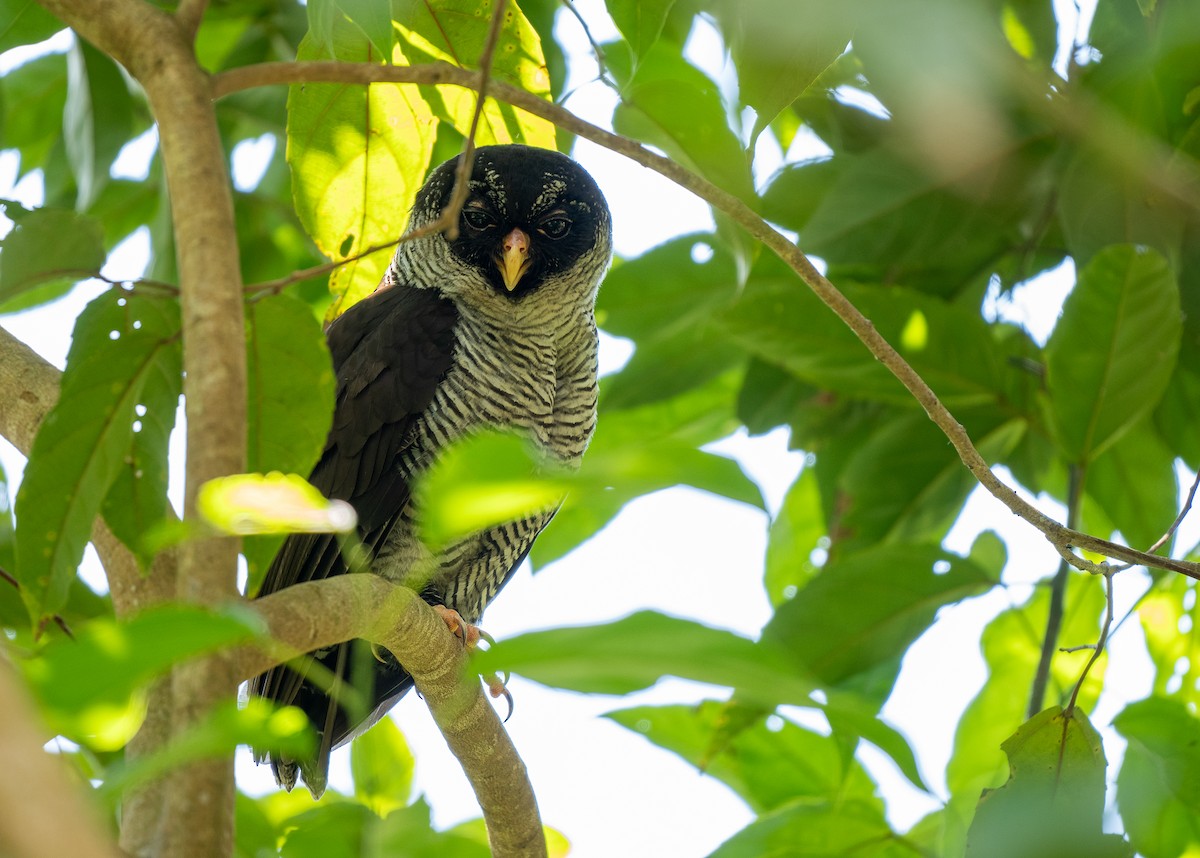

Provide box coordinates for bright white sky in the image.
[0,0,1188,855]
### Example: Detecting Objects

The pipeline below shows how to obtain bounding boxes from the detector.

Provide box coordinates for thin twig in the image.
[1066,567,1115,716]
[210,59,1200,583]
[1147,466,1200,556]
[442,0,509,242]
[244,238,403,298]
[558,0,609,82]
[1028,465,1083,718]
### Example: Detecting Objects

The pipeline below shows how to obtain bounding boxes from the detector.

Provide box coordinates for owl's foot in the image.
[433,605,482,649]
[431,605,514,721]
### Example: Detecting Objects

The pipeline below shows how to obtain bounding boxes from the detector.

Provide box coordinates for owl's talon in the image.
[485,672,514,721]
[433,605,482,649]
[370,643,389,664]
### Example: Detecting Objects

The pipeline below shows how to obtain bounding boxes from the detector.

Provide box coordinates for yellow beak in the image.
[497,227,531,291]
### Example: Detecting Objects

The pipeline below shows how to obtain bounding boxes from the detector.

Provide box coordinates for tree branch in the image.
[238,575,546,858]
[38,1,249,854]
[213,59,1200,582]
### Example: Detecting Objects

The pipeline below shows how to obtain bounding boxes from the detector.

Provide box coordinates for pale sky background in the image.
[1,1,1190,855]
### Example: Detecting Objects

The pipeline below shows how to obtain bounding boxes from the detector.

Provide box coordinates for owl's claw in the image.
[432,606,514,720]
[485,671,514,721]
[433,605,481,649]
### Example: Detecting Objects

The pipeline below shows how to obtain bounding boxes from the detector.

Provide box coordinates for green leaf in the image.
[22,604,262,748]
[764,466,825,606]
[0,206,105,306]
[608,40,754,203]
[0,52,68,179]
[764,146,1043,297]
[100,698,314,802]
[763,543,993,702]
[309,0,392,59]
[14,290,180,622]
[609,701,881,814]
[243,293,336,578]
[415,431,566,549]
[712,0,854,141]
[288,27,436,317]
[709,798,920,858]
[947,575,1108,808]
[100,301,182,568]
[235,793,281,858]
[0,0,61,52]
[604,0,675,60]
[351,716,415,816]
[1114,697,1200,858]
[199,473,357,536]
[1085,417,1178,552]
[531,373,744,567]
[836,411,1024,551]
[718,256,1029,408]
[64,38,134,210]
[282,798,489,858]
[966,707,1129,858]
[473,610,816,707]
[1045,245,1181,463]
[393,0,556,149]
[1138,577,1200,707]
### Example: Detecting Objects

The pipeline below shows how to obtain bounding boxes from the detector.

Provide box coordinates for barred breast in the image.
[373,300,599,623]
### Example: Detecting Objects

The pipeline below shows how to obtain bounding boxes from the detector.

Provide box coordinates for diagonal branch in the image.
[237,574,545,858]
[213,59,1200,582]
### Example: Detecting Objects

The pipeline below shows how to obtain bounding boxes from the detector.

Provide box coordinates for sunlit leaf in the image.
[1045,245,1180,463]
[22,604,262,747]
[966,706,1129,858]
[474,610,816,707]
[100,698,314,801]
[13,290,179,622]
[288,25,435,318]
[415,431,566,549]
[394,0,556,149]
[199,472,356,536]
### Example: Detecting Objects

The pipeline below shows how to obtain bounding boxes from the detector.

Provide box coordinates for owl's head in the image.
[396,145,612,311]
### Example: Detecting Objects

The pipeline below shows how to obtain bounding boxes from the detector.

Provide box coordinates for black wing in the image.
[249,284,458,796]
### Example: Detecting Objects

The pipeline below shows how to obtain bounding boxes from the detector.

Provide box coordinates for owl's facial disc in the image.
[496,228,531,291]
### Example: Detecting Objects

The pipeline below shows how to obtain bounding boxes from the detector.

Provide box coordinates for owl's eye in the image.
[538,214,572,239]
[462,206,496,231]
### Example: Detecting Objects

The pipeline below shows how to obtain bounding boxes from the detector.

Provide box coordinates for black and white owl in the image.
[249,144,612,797]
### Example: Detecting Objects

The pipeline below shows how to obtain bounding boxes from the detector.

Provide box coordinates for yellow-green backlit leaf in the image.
[198,473,356,536]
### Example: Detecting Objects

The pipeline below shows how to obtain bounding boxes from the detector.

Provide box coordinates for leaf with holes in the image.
[14,290,180,623]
